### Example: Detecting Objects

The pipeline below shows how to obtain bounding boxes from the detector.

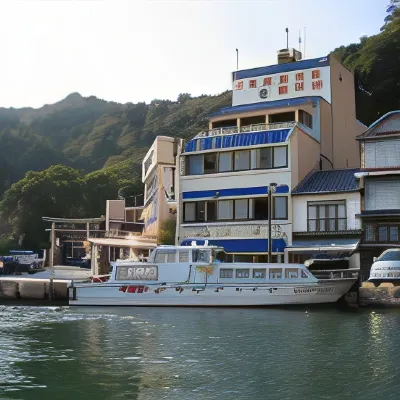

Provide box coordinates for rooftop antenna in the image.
[236,48,239,70]
[304,26,306,59]
[285,27,289,49]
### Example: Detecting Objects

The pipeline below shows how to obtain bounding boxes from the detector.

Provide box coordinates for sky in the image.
[0,0,389,109]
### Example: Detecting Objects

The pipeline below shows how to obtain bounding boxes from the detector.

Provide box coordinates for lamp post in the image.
[268,183,277,263]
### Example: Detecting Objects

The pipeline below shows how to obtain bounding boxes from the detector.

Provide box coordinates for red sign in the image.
[296,72,304,81]
[312,80,323,90]
[235,81,243,90]
[312,70,321,79]
[263,77,272,86]
[249,79,257,88]
[280,75,289,84]
[295,82,304,91]
[279,86,288,95]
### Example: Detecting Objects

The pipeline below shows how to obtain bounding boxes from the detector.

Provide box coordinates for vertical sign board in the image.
[232,63,331,107]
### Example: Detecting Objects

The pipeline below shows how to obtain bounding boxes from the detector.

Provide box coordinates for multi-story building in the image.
[178,51,366,262]
[356,111,400,279]
[141,136,183,238]
[288,168,361,269]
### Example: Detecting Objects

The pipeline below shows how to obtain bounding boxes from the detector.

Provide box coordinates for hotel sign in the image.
[232,65,331,106]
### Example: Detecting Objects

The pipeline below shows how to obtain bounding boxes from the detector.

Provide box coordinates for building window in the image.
[378,226,387,242]
[299,110,313,129]
[364,223,375,242]
[187,155,203,175]
[218,200,234,220]
[269,112,295,124]
[273,147,288,168]
[253,268,266,278]
[235,199,249,220]
[390,226,399,242]
[207,201,217,221]
[183,202,196,222]
[234,150,250,171]
[220,269,233,278]
[234,255,253,262]
[307,201,346,232]
[236,269,250,278]
[257,148,272,169]
[204,154,217,174]
[253,198,269,220]
[183,202,205,222]
[219,152,232,172]
[273,197,288,220]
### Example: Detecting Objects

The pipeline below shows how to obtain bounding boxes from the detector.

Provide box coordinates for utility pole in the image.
[268,183,277,263]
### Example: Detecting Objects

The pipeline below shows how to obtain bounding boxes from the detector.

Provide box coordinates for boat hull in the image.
[69,280,355,307]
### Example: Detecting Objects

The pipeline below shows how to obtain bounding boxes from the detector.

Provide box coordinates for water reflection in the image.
[0,306,399,400]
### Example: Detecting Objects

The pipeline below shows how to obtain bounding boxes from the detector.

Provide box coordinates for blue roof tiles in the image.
[292,168,360,195]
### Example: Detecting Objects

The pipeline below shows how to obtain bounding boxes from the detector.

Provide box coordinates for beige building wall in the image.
[329,55,363,168]
[290,129,321,189]
[319,99,334,169]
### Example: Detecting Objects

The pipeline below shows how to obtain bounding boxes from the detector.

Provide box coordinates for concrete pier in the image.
[0,277,69,302]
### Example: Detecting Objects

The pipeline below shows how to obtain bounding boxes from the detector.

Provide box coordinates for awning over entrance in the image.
[88,237,157,249]
[286,238,360,253]
[180,238,286,253]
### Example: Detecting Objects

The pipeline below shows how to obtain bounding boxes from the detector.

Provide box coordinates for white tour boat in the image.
[68,243,358,307]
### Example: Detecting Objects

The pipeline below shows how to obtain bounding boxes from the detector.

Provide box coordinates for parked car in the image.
[368,248,400,286]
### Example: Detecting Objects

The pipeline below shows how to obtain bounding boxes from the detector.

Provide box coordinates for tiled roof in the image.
[356,110,400,139]
[292,168,360,195]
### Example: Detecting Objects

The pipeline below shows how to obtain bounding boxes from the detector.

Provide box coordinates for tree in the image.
[177,93,192,104]
[0,165,85,250]
[158,217,176,245]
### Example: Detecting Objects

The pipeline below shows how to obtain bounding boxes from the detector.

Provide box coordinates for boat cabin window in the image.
[193,249,211,263]
[285,268,298,279]
[220,268,233,278]
[253,269,266,278]
[154,250,176,263]
[178,251,190,263]
[301,270,309,278]
[269,268,282,279]
[236,269,250,278]
[377,250,400,262]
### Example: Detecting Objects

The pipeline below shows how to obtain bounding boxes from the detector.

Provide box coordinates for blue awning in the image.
[182,185,289,200]
[180,238,286,253]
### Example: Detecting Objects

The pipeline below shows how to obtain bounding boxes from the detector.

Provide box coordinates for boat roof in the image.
[157,245,223,250]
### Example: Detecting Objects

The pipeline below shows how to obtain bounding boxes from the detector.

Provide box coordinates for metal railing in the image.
[105,229,142,238]
[194,122,296,139]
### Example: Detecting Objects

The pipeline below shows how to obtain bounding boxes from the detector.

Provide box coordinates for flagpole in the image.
[236,48,239,70]
[304,27,306,59]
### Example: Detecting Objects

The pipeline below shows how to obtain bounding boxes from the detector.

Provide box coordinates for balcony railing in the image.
[106,229,142,238]
[194,122,296,139]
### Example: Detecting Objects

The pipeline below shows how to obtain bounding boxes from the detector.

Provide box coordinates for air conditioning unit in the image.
[277,48,302,64]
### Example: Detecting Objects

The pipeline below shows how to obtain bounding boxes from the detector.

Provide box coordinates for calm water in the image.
[0,305,399,400]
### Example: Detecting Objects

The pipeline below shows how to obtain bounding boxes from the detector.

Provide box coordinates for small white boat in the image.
[68,243,358,307]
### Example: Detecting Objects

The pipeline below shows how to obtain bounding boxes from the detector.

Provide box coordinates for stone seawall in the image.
[0,278,69,301]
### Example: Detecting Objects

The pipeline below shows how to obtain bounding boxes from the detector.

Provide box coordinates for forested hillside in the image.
[0,9,399,251]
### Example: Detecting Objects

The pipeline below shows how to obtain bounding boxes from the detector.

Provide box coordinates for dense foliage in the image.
[332,9,400,125]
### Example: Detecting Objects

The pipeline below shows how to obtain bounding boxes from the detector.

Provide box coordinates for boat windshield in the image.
[193,249,211,263]
[377,250,400,262]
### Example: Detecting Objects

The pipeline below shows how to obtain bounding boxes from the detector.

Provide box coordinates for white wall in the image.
[180,169,291,193]
[292,192,361,232]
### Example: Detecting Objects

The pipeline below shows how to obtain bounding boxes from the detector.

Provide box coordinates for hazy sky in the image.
[0,0,388,108]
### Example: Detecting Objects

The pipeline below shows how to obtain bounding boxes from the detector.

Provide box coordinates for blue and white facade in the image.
[177,53,365,261]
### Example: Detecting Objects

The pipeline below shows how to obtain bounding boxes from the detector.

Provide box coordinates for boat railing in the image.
[311,268,360,280]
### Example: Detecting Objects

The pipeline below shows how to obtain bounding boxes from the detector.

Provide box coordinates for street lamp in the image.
[268,183,277,263]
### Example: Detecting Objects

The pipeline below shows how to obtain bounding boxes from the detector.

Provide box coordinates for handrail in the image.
[194,122,296,139]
